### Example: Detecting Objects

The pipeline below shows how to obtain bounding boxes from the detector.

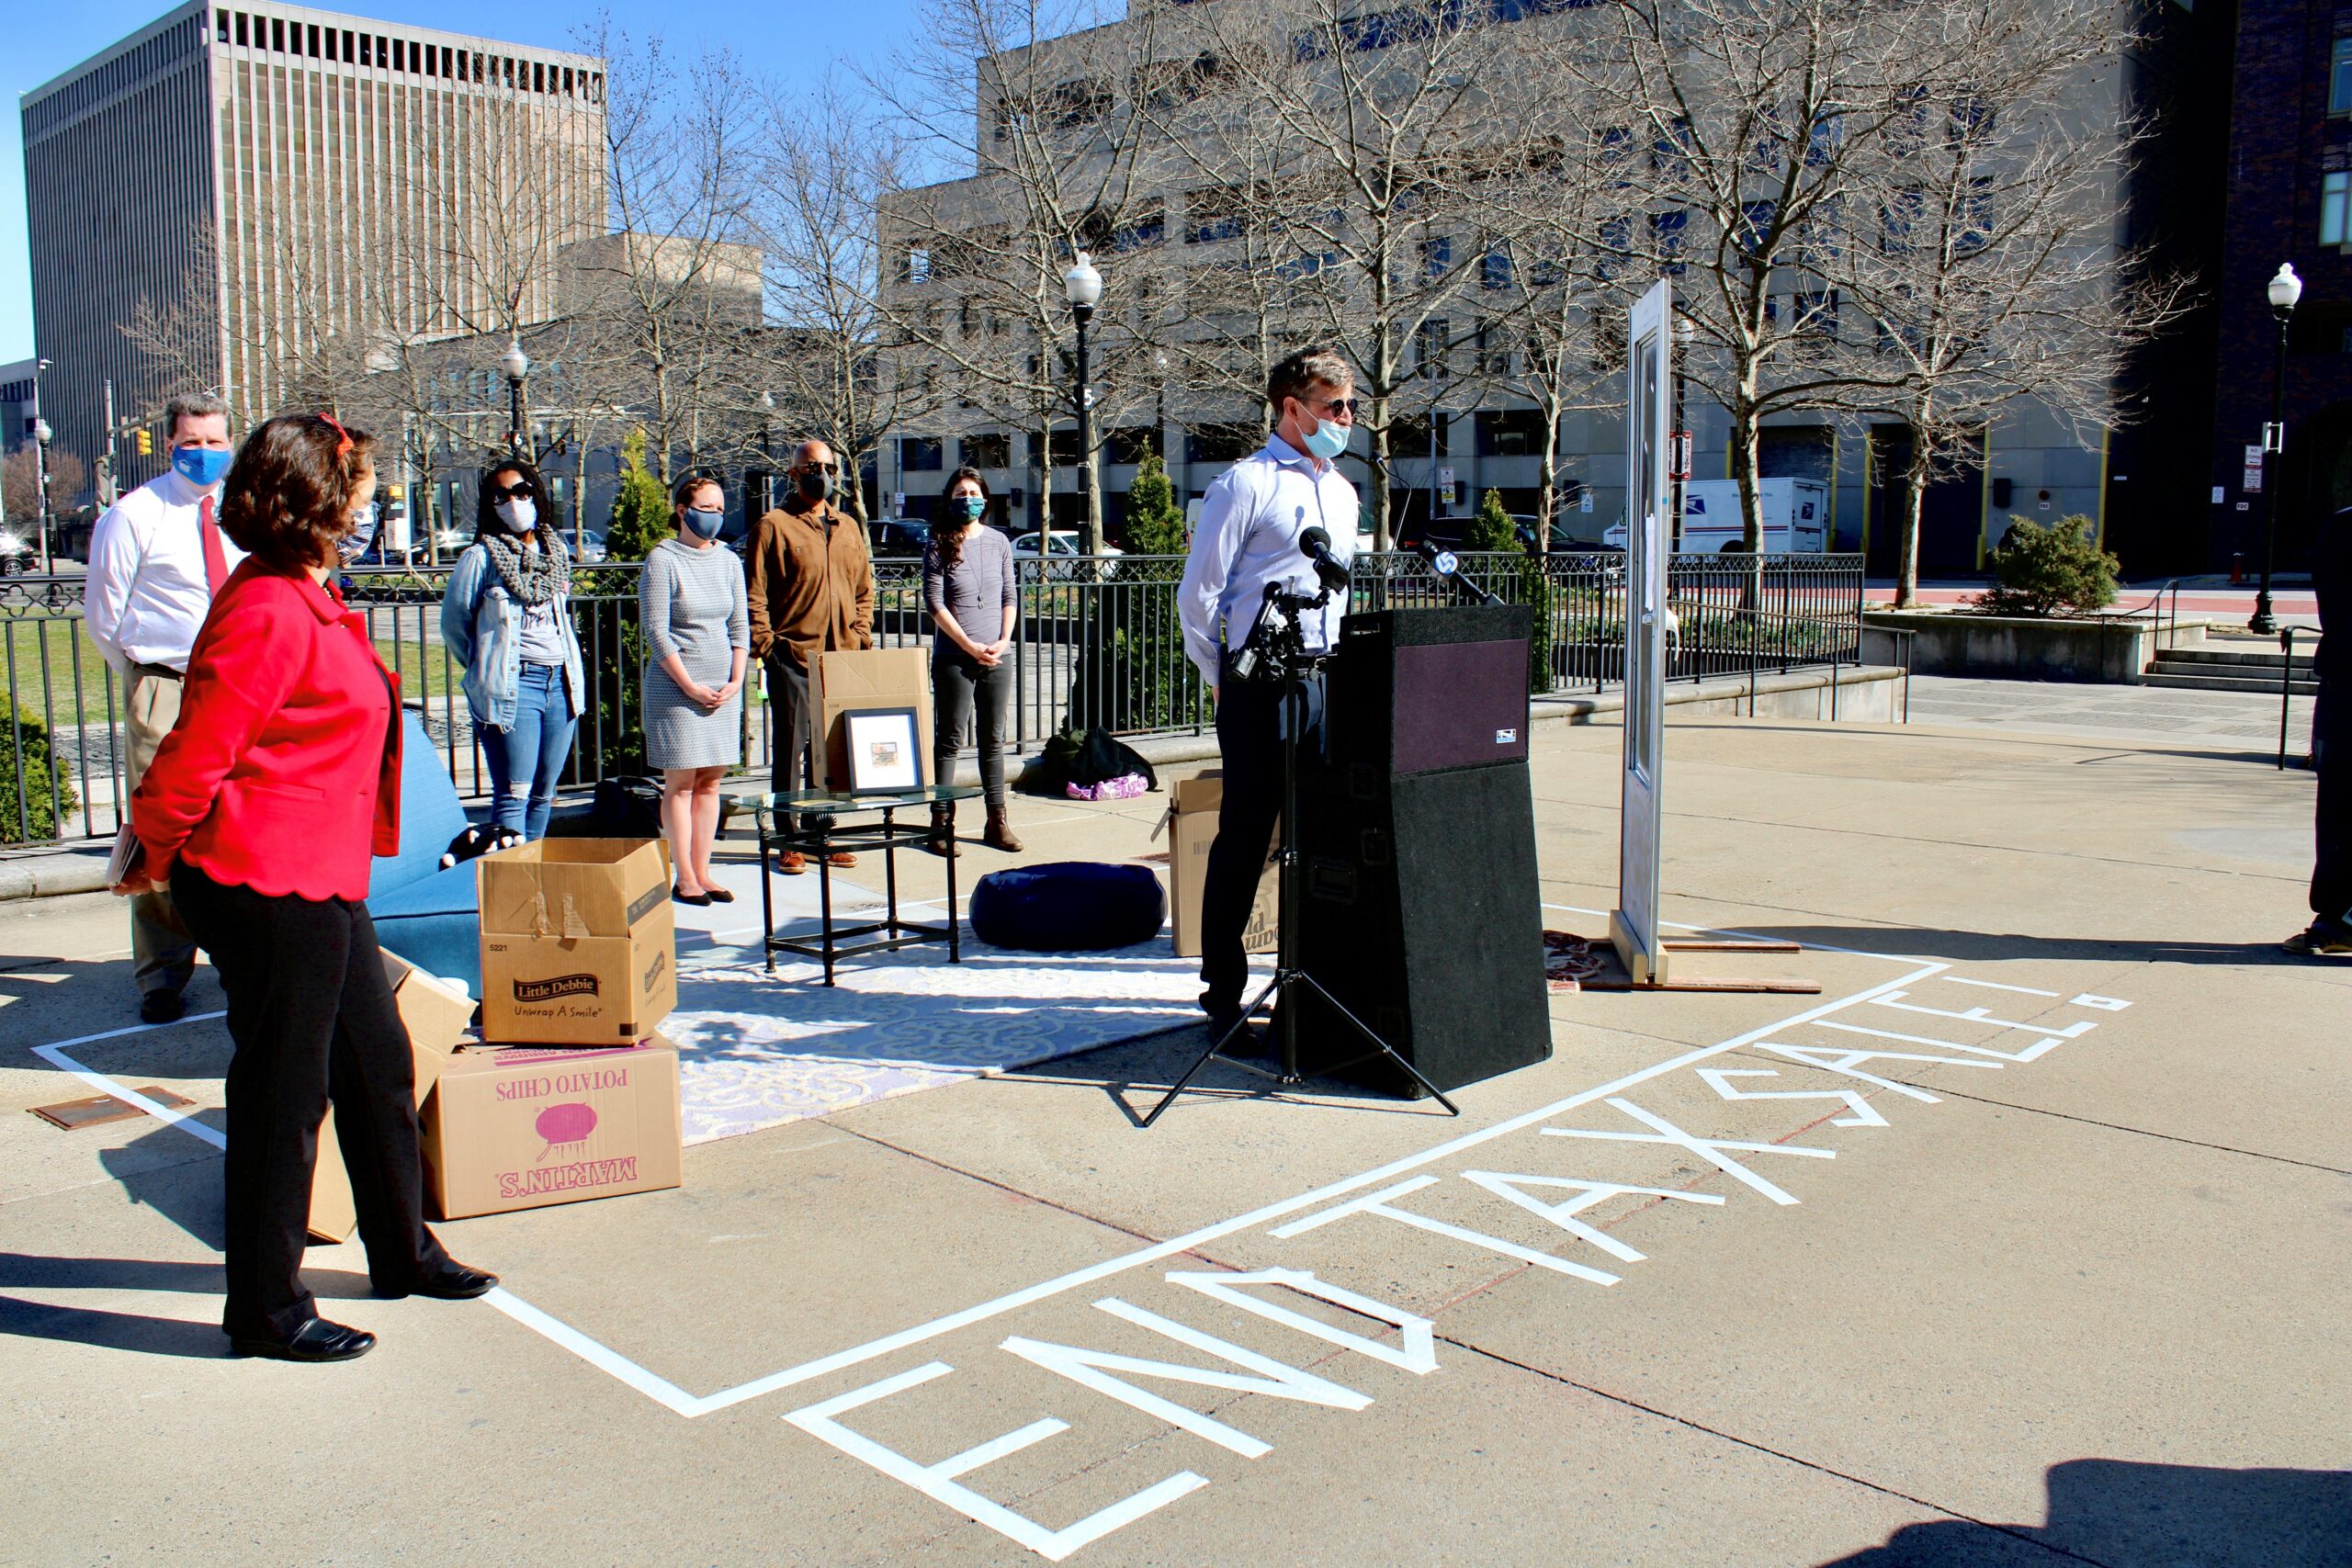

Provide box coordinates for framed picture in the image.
[843,705,924,795]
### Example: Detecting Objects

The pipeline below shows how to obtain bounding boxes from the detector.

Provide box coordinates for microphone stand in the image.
[1142,585,1462,1127]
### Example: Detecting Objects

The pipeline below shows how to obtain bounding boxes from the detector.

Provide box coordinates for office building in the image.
[20,3,604,498]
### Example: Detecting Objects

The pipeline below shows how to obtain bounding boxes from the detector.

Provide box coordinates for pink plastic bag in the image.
[1066,773,1148,802]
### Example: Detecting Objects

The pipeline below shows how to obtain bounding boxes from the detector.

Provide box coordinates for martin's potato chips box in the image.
[421,1038,683,1219]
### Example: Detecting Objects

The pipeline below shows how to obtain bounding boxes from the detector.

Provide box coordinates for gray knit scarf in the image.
[481,529,571,605]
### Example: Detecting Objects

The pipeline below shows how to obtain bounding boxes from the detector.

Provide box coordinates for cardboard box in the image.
[421,1038,683,1219]
[478,839,677,1045]
[308,951,480,1244]
[810,647,935,794]
[1165,770,1280,960]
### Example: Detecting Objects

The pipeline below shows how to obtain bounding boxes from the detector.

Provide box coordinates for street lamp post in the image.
[500,339,530,458]
[1064,249,1102,556]
[30,356,52,574]
[2251,262,2301,635]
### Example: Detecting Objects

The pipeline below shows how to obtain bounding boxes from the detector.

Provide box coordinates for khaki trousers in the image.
[124,666,196,996]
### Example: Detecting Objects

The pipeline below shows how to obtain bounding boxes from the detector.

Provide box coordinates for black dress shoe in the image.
[139,988,187,1024]
[377,1262,499,1301]
[230,1316,377,1363]
[701,885,735,904]
[672,884,713,906]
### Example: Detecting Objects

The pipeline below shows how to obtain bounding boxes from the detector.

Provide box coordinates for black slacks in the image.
[933,650,1012,807]
[172,862,448,1340]
[1198,653,1322,1013]
[2314,679,2348,925]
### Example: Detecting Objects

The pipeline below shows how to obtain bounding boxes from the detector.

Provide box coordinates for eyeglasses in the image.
[492,479,537,501]
[1304,396,1359,419]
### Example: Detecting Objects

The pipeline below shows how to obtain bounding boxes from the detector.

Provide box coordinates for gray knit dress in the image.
[640,536,750,770]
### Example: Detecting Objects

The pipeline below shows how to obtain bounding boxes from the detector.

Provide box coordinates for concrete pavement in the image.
[0,709,2343,1566]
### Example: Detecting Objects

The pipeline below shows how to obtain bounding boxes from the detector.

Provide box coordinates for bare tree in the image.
[1169,0,1526,548]
[743,83,937,524]
[1558,0,1947,550]
[1838,0,2188,604]
[873,0,1191,553]
[3,445,86,525]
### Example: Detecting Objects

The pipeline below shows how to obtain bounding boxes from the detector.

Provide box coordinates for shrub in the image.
[1123,455,1188,556]
[582,429,673,777]
[602,428,673,562]
[1464,488,1518,553]
[1465,491,1555,694]
[1976,515,2119,616]
[0,700,78,844]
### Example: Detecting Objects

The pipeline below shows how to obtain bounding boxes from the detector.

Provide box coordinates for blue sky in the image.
[1,0,924,363]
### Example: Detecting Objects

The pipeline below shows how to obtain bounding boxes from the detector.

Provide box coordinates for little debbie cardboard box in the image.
[1165,770,1279,960]
[478,838,676,1044]
[423,1038,683,1219]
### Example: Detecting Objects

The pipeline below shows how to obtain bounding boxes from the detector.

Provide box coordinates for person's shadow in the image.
[1819,1458,2352,1566]
[0,1251,372,1360]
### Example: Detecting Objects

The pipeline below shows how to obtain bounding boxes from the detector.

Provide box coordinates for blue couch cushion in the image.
[968,862,1167,953]
[375,709,474,897]
[367,862,479,921]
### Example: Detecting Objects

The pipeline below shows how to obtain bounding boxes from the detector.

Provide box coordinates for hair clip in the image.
[317,411,354,458]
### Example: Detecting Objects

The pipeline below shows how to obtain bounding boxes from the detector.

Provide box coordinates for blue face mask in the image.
[173,445,232,489]
[683,507,725,540]
[948,496,986,524]
[1291,399,1351,460]
[338,504,378,563]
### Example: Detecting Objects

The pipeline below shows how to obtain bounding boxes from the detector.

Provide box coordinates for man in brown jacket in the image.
[749,438,875,872]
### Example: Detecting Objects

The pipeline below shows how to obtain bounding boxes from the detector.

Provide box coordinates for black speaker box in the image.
[1292,606,1551,1097]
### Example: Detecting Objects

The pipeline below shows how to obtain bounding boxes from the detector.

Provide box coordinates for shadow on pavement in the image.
[0,1252,370,1361]
[1818,1458,2352,1567]
[100,1125,230,1251]
[1731,922,2312,969]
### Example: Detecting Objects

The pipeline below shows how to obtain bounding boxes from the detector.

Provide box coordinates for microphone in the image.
[1298,525,1350,592]
[1415,539,1503,606]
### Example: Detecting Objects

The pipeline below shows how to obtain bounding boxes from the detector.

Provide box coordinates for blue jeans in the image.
[479,663,576,840]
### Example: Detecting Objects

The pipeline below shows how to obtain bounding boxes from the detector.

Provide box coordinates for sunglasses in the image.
[492,479,537,501]
[1303,396,1359,419]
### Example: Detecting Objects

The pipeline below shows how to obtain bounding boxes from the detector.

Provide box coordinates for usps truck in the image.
[1605,478,1829,554]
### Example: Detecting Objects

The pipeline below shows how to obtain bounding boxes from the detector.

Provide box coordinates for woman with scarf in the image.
[440,458,585,840]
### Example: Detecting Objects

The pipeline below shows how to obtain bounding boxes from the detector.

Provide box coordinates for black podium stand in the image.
[1292,605,1553,1096]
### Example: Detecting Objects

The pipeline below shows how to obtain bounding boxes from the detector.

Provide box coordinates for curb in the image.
[0,852,114,904]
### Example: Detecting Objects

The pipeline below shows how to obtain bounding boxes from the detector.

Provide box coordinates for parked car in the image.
[572,529,608,563]
[0,530,36,573]
[1013,529,1125,580]
[870,519,931,558]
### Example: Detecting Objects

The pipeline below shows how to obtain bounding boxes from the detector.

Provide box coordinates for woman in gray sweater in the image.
[640,473,749,905]
[922,468,1020,856]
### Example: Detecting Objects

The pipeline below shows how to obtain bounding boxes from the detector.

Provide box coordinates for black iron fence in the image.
[2,549,1863,847]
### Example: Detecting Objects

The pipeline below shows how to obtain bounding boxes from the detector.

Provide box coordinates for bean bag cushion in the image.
[968,862,1167,953]
[368,709,486,997]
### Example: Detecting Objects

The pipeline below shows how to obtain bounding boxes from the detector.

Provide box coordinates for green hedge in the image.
[1,700,79,844]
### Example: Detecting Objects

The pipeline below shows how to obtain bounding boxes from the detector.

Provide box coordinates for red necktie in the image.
[198,495,228,595]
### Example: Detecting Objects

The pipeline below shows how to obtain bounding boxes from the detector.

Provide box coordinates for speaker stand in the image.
[1141,656,1463,1128]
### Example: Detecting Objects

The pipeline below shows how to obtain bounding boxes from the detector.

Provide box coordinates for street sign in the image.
[1670,431,1692,481]
[1613,278,1674,987]
[1438,466,1457,507]
[2243,444,2264,494]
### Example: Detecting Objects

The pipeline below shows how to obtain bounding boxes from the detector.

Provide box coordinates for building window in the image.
[2332,40,2352,114]
[235,11,247,44]
[307,23,321,57]
[216,9,229,42]
[961,433,1011,468]
[899,436,944,472]
[2324,172,2349,246]
[270,17,285,51]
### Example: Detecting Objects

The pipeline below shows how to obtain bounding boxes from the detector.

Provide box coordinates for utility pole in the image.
[100,378,119,507]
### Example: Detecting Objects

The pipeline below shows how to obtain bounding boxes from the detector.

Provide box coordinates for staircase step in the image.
[2142,670,2320,695]
[2159,648,2318,671]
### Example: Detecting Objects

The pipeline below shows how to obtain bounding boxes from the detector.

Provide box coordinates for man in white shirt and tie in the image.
[1178,347,1359,1042]
[84,391,243,1023]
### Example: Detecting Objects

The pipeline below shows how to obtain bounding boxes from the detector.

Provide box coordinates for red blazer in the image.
[133,560,402,902]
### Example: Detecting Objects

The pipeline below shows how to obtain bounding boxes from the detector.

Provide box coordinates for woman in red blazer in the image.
[123,412,494,1363]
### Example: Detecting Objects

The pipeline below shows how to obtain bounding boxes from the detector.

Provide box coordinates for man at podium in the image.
[1177,347,1360,1040]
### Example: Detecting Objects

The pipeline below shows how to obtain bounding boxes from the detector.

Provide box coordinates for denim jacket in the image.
[439,542,585,730]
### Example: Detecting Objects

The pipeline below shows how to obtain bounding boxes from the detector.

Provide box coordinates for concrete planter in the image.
[1860,610,2208,684]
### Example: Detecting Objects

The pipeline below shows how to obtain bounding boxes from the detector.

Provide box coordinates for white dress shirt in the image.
[1178,433,1359,687]
[83,468,246,675]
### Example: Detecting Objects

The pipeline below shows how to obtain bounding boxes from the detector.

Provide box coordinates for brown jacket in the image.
[747,497,875,671]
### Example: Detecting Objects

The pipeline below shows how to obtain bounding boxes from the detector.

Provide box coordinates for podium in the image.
[1292,605,1553,1095]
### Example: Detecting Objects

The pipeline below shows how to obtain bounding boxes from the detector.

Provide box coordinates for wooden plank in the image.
[1662,939,1803,953]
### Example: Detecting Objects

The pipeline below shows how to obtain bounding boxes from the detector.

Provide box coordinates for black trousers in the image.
[2314,679,2349,925]
[172,863,449,1340]
[933,651,1011,807]
[1198,653,1323,1012]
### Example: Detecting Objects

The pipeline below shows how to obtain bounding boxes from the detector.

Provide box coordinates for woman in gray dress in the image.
[640,473,748,906]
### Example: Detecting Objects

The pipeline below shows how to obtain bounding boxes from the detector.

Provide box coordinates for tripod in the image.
[1142,597,1463,1127]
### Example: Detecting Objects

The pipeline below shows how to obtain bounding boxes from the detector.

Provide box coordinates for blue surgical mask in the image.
[1302,417,1350,460]
[173,445,232,489]
[948,496,986,524]
[683,507,725,540]
[338,504,378,563]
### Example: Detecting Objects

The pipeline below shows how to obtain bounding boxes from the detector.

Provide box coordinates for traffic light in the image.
[135,427,153,457]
